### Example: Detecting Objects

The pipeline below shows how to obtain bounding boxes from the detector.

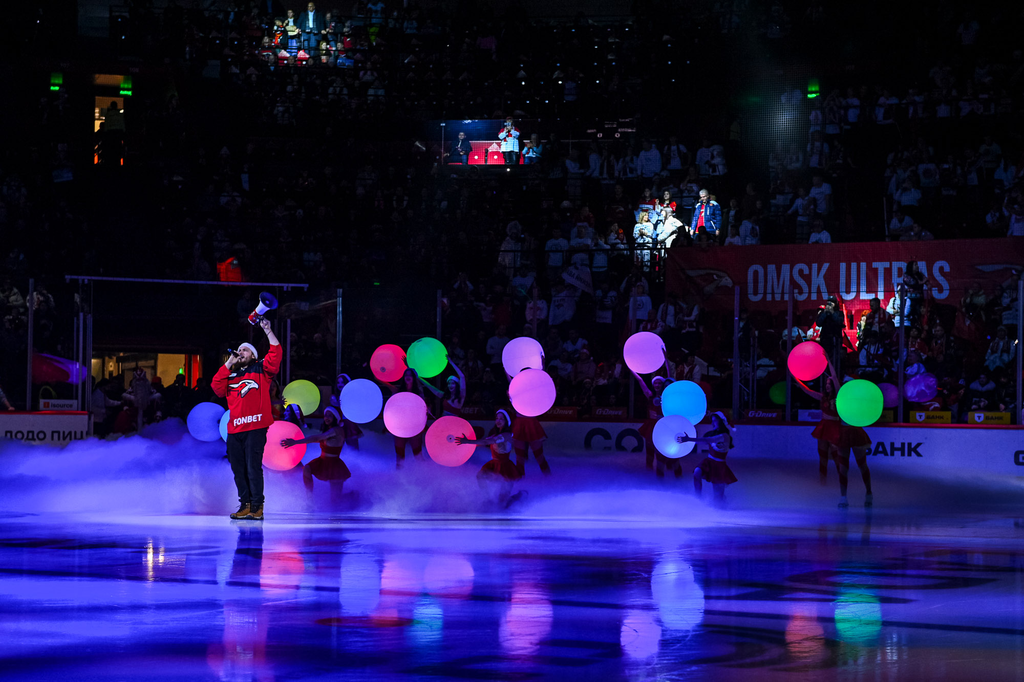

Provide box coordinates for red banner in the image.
[666,238,1024,315]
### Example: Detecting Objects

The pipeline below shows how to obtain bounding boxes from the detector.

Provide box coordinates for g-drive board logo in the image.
[1015,451,1024,466]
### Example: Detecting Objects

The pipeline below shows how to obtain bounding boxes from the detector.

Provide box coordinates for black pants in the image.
[227,427,267,507]
[503,151,518,165]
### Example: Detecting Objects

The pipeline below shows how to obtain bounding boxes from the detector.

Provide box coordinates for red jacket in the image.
[212,344,283,434]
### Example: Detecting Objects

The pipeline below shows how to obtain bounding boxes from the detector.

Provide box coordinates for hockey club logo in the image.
[228,379,259,397]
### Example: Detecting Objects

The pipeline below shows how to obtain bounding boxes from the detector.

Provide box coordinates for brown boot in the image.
[249,505,264,520]
[229,503,251,520]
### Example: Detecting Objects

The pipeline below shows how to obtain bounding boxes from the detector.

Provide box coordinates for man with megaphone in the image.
[212,300,282,521]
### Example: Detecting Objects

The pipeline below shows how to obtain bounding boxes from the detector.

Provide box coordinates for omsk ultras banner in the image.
[666,238,1024,316]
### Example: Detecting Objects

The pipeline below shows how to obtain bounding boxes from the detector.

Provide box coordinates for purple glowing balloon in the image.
[904,373,937,403]
[878,382,899,408]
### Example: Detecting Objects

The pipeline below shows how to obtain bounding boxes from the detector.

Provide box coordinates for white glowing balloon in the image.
[501,336,545,378]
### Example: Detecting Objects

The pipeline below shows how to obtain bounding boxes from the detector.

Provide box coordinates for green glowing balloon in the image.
[406,337,448,378]
[769,381,786,405]
[836,379,883,427]
[282,379,321,416]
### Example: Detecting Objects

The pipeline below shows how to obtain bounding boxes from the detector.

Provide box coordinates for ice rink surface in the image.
[1,422,1023,680]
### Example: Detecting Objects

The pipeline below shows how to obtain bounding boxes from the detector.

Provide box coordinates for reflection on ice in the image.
[651,554,704,632]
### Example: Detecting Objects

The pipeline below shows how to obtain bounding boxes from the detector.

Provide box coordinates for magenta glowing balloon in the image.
[623,332,666,375]
[904,373,938,403]
[371,344,407,383]
[383,392,428,438]
[501,336,545,378]
[508,369,557,417]
[787,341,828,381]
[264,420,307,471]
[425,416,477,467]
[878,382,899,408]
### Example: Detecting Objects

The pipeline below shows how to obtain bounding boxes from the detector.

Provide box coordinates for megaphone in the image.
[248,292,278,326]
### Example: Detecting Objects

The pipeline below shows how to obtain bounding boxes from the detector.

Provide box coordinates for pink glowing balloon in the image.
[425,416,477,467]
[501,336,545,378]
[787,341,828,381]
[508,369,556,417]
[371,344,408,383]
[878,382,899,408]
[264,420,307,471]
[623,332,666,375]
[383,392,428,438]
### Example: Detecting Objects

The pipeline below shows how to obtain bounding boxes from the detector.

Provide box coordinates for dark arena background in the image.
[2,0,1024,679]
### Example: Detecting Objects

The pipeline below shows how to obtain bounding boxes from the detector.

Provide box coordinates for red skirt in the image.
[478,457,522,482]
[697,456,738,484]
[810,419,842,445]
[512,417,546,442]
[838,425,871,449]
[306,456,351,482]
[638,418,657,441]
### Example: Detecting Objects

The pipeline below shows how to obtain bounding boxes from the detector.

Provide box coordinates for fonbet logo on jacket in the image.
[228,379,259,397]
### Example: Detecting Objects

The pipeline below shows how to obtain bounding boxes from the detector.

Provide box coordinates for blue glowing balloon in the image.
[904,373,937,403]
[219,410,230,442]
[661,380,707,424]
[187,402,226,442]
[339,378,384,424]
[652,415,697,459]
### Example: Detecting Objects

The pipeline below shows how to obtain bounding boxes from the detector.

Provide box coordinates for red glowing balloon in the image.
[787,341,828,381]
[371,344,408,383]
[425,416,477,467]
[383,392,428,438]
[264,420,307,471]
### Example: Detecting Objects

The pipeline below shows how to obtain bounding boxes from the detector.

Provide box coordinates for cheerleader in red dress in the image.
[420,362,467,417]
[834,416,873,508]
[631,371,683,478]
[684,411,738,502]
[281,407,352,504]
[456,410,521,506]
[379,368,432,468]
[796,375,841,485]
[329,373,363,450]
[512,409,550,477]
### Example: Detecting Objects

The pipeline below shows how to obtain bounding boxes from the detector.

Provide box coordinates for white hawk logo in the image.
[229,379,260,397]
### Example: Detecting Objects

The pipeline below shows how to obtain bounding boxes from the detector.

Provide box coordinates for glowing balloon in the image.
[787,341,828,381]
[661,380,708,424]
[339,378,383,424]
[283,379,320,415]
[186,402,226,442]
[904,373,937,403]
[407,337,448,378]
[623,332,666,375]
[219,410,230,442]
[652,415,697,458]
[383,392,428,438]
[508,369,557,417]
[371,344,407,383]
[836,380,883,427]
[502,336,545,378]
[264,420,306,470]
[878,382,899,409]
[425,416,477,467]
[769,381,787,405]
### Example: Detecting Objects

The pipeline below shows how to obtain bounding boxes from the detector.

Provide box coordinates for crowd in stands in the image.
[2,0,1023,420]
